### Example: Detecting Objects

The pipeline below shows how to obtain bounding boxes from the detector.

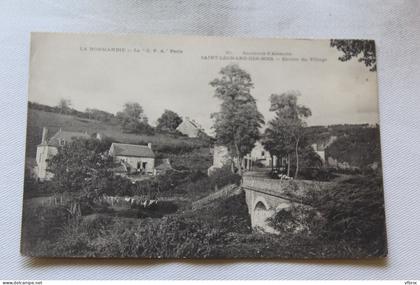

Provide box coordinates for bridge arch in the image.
[251,196,277,233]
[253,196,270,211]
[243,174,332,235]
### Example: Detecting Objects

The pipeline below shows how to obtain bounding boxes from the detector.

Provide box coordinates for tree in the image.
[85,108,115,122]
[156,110,183,132]
[57,98,72,114]
[116,102,154,134]
[330,39,376,71]
[48,138,115,200]
[263,91,311,178]
[262,118,294,174]
[210,64,264,175]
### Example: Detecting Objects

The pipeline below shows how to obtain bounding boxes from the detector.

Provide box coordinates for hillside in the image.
[25,108,209,158]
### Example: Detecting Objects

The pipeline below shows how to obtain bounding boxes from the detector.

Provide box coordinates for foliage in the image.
[325,126,381,170]
[26,107,209,158]
[296,167,337,181]
[190,190,251,234]
[57,98,72,114]
[22,175,386,258]
[165,150,212,172]
[21,204,71,255]
[85,108,115,122]
[269,175,387,256]
[22,190,250,258]
[314,175,386,244]
[210,64,264,173]
[48,138,115,199]
[171,166,241,200]
[268,204,326,235]
[116,102,154,134]
[153,141,201,155]
[330,39,376,71]
[208,165,241,188]
[156,109,183,132]
[263,91,312,177]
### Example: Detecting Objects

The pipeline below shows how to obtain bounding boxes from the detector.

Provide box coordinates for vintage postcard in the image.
[21,33,386,258]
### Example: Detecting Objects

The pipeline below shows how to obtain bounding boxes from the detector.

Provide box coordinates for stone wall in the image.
[242,175,333,233]
[191,184,241,210]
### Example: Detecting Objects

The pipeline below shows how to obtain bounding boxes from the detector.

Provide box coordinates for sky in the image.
[29,33,379,133]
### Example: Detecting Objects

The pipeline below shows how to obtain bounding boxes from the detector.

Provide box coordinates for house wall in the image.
[250,141,272,167]
[212,145,231,168]
[35,145,58,180]
[114,155,155,174]
[177,121,199,138]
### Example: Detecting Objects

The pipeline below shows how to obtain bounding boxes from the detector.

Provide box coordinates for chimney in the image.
[147,142,152,149]
[41,127,48,144]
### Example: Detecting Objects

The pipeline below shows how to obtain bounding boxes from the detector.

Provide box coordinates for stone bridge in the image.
[242,174,332,234]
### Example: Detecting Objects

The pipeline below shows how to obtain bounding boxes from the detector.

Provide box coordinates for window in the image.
[59,139,65,146]
[261,151,265,157]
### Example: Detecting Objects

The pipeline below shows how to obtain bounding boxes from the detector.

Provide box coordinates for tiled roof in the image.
[47,130,90,146]
[111,143,155,158]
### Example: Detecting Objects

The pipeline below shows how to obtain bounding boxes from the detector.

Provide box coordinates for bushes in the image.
[297,167,337,181]
[21,204,71,256]
[268,204,326,235]
[315,175,386,245]
[168,166,241,200]
[208,166,241,188]
[326,127,381,170]
[268,175,387,256]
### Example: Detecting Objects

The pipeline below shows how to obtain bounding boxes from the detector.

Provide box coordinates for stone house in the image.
[35,127,91,181]
[246,141,273,168]
[208,141,276,174]
[176,117,204,138]
[109,142,155,175]
[311,135,338,164]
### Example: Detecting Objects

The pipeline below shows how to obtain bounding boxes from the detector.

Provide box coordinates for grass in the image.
[26,108,208,157]
[22,185,386,258]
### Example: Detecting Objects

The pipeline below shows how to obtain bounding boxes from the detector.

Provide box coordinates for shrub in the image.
[208,166,241,189]
[21,204,70,255]
[268,204,326,235]
[315,175,386,244]
[297,167,337,181]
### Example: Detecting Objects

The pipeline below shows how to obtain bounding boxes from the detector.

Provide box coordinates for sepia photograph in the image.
[21,33,386,259]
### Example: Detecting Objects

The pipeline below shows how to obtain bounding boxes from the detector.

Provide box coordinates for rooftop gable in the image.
[45,130,91,146]
[110,143,155,158]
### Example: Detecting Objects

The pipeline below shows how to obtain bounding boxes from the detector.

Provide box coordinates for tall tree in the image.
[262,118,294,174]
[210,64,264,175]
[156,110,183,132]
[263,91,311,178]
[330,39,376,71]
[116,102,153,134]
[57,98,72,114]
[48,138,114,198]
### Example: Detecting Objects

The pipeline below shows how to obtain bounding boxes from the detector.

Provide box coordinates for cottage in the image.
[109,143,155,175]
[176,117,204,138]
[208,141,277,175]
[311,135,338,164]
[35,127,91,180]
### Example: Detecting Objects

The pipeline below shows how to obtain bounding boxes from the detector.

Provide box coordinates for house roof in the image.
[110,143,155,158]
[178,119,200,130]
[43,130,91,146]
